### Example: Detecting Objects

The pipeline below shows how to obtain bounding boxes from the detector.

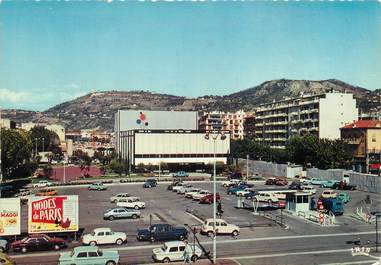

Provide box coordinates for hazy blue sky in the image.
[0,1,380,111]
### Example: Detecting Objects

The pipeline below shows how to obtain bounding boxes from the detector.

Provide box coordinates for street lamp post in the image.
[205,131,226,264]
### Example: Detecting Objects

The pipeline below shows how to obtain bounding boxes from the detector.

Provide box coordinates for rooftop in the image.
[341,120,381,129]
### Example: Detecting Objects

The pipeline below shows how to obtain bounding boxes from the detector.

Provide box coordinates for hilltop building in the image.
[254,92,358,149]
[115,110,230,171]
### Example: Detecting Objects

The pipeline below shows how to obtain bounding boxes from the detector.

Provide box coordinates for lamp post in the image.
[204,131,226,264]
[246,154,249,181]
[158,154,161,182]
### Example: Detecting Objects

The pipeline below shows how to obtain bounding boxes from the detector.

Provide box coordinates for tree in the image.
[29,126,60,153]
[109,159,125,176]
[1,128,34,180]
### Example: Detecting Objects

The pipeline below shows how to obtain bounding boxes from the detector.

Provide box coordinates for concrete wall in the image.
[238,159,302,178]
[306,167,381,194]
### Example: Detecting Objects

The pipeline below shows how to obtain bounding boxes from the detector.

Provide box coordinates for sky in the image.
[0,1,380,111]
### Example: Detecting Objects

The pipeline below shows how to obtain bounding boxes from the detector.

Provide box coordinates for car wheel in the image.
[232,230,239,237]
[116,239,123,245]
[228,191,232,195]
[150,236,155,243]
[207,231,214,237]
[0,247,5,253]
[191,255,198,262]
[109,215,115,221]
[131,214,138,219]
[21,247,27,253]
[54,244,60,250]
[106,261,116,265]
[162,257,170,263]
[90,241,97,246]
[134,205,140,210]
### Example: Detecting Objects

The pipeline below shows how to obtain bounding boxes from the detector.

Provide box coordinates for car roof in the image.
[205,218,226,222]
[93,228,111,233]
[164,241,185,247]
[116,193,129,195]
[74,246,99,252]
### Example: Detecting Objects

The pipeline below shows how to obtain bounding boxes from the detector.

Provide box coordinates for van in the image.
[321,198,344,215]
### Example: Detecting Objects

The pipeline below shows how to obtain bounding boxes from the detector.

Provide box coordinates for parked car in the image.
[143,179,157,188]
[172,183,185,193]
[11,234,66,253]
[299,177,311,184]
[236,188,255,197]
[254,192,279,204]
[89,182,107,191]
[265,178,276,185]
[192,190,211,200]
[177,186,198,195]
[33,180,53,188]
[167,181,182,191]
[309,178,329,186]
[201,218,239,237]
[200,193,221,204]
[116,197,146,209]
[182,188,200,198]
[109,193,131,203]
[15,189,33,203]
[321,180,340,188]
[332,181,356,190]
[227,184,249,195]
[58,246,120,265]
[0,253,14,265]
[221,179,241,188]
[288,182,302,190]
[244,190,257,200]
[35,188,58,196]
[0,238,9,253]
[301,185,317,195]
[337,192,351,203]
[275,178,288,186]
[320,198,344,215]
[173,171,189,178]
[321,190,337,199]
[82,228,127,246]
[103,207,141,220]
[152,241,202,263]
[137,224,188,242]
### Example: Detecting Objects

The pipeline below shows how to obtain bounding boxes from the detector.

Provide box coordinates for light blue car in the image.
[309,178,329,186]
[321,180,340,188]
[59,246,119,265]
[88,182,107,191]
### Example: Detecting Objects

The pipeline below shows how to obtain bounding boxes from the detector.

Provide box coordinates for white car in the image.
[82,228,127,246]
[110,193,131,203]
[116,197,146,209]
[221,179,241,187]
[321,190,337,199]
[254,192,279,203]
[201,218,240,237]
[15,189,34,202]
[152,241,202,263]
[190,190,210,200]
[33,180,53,188]
[301,185,317,195]
[172,183,184,193]
[236,188,254,197]
[176,185,193,194]
[184,188,202,199]
[179,187,199,195]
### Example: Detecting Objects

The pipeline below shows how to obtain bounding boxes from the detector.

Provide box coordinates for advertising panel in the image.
[28,195,79,233]
[0,198,21,236]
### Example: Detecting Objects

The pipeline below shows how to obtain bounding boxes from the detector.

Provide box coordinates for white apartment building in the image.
[254,92,358,148]
[199,110,247,140]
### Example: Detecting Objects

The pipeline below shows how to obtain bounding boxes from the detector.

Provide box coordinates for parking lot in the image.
[10,179,381,264]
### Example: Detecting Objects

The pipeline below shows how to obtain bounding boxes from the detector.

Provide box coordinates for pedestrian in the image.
[182,240,192,264]
[217,200,223,217]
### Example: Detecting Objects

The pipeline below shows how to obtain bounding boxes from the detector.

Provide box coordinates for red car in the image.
[275,179,288,186]
[11,234,66,253]
[200,193,221,204]
[265,178,276,185]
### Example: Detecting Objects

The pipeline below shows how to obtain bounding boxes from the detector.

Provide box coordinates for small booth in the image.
[286,192,310,213]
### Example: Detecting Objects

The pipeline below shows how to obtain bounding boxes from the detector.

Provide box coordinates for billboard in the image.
[0,198,21,236]
[28,195,79,233]
[116,110,198,131]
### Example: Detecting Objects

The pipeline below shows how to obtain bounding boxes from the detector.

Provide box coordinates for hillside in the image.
[2,79,379,131]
